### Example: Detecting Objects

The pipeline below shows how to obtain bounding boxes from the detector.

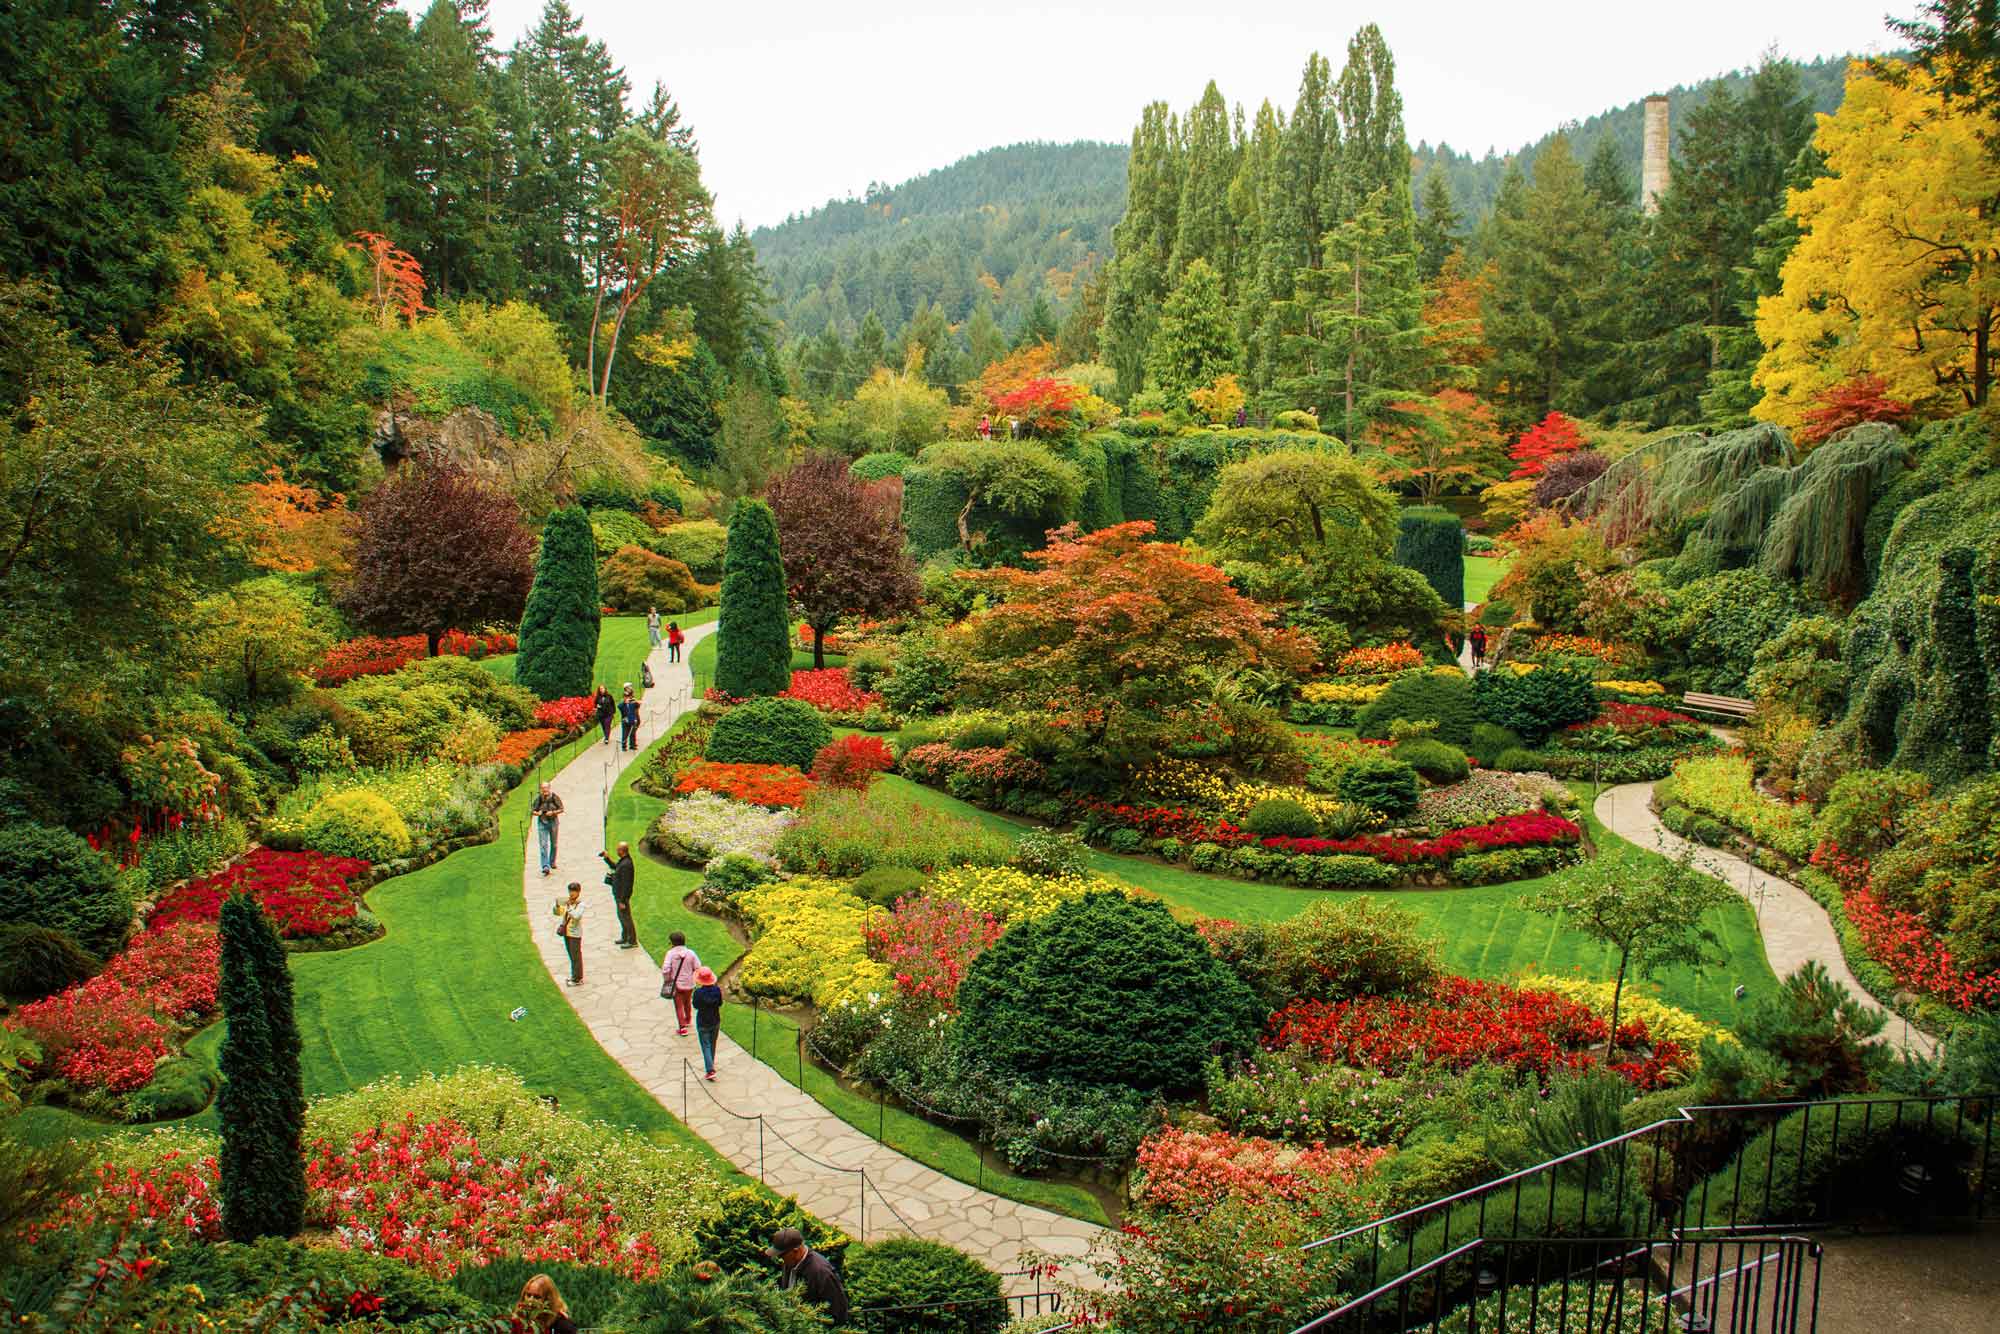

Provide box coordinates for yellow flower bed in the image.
[737,878,875,1008]
[1597,679,1665,695]
[1134,757,1348,824]
[1521,972,1735,1049]
[1300,680,1389,706]
[926,865,1124,922]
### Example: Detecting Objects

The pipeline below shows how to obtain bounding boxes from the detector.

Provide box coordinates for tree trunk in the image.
[598,301,630,405]
[957,492,978,553]
[587,269,608,403]
[1976,309,1991,407]
[1608,958,1628,1060]
[426,629,441,658]
[812,624,827,670]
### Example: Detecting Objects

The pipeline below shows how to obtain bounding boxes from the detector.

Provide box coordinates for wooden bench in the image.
[1682,692,1755,721]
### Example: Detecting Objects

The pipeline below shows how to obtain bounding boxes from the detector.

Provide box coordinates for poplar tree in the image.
[1104,103,1184,396]
[714,499,792,697]
[1170,81,1237,283]
[515,506,601,701]
[1254,54,1340,397]
[218,894,305,1241]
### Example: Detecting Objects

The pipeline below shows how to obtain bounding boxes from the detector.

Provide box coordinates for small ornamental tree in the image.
[954,892,1263,1094]
[766,452,920,668]
[338,458,534,656]
[1526,846,1733,1053]
[1507,411,1587,479]
[217,893,305,1240]
[714,499,792,696]
[515,506,602,701]
[1793,373,1916,448]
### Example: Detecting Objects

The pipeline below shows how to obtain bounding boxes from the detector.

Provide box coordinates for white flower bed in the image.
[651,790,794,867]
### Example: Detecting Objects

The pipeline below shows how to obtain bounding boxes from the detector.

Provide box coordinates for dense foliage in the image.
[714,499,793,696]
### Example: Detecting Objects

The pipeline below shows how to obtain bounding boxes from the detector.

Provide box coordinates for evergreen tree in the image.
[966,302,1007,374]
[1103,102,1184,397]
[1228,100,1284,366]
[218,894,305,1241]
[1335,25,1410,214]
[1146,259,1240,404]
[1582,134,1638,210]
[1414,170,1462,280]
[847,310,890,383]
[1170,81,1236,283]
[1013,292,1059,350]
[406,0,511,299]
[714,499,792,697]
[899,298,969,389]
[1254,53,1341,398]
[515,506,601,700]
[610,336,725,467]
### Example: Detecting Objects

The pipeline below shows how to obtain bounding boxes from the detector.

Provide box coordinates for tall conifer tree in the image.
[218,895,305,1241]
[714,499,791,696]
[516,506,601,700]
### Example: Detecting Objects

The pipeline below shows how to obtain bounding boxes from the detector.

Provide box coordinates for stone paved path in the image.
[521,622,1105,1289]
[1594,782,1935,1057]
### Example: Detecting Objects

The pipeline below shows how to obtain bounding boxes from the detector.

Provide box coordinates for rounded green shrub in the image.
[1337,757,1421,818]
[715,500,793,697]
[1273,409,1320,431]
[653,518,728,584]
[846,1239,1006,1334]
[125,1054,217,1122]
[1468,722,1524,767]
[1494,747,1545,772]
[701,853,777,898]
[948,716,1010,749]
[852,866,928,908]
[691,1184,851,1278]
[303,789,412,862]
[954,893,1263,1094]
[457,1258,640,1330]
[0,823,128,957]
[849,452,911,482]
[0,923,98,999]
[169,1238,482,1324]
[1472,664,1598,742]
[516,505,601,701]
[706,697,832,771]
[1012,827,1089,878]
[883,634,964,716]
[1243,797,1320,839]
[1356,671,1479,745]
[1393,738,1471,784]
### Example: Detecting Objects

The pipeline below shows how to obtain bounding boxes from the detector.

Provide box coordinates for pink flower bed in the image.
[863,896,1004,1009]
[1134,1127,1391,1213]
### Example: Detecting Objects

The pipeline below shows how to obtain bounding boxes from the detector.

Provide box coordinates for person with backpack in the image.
[660,931,701,1035]
[617,684,641,751]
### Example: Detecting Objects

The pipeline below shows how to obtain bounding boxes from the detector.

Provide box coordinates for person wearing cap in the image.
[690,965,723,1078]
[770,1226,847,1321]
[617,684,641,751]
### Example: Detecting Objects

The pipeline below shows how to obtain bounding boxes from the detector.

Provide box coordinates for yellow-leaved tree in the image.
[1754,62,2000,426]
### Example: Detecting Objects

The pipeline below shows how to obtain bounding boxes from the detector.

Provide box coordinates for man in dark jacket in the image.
[600,841,637,948]
[770,1227,847,1322]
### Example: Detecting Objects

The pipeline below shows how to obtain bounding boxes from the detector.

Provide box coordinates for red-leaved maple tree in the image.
[1507,411,1587,479]
[1794,373,1916,447]
[353,231,430,328]
[764,452,920,668]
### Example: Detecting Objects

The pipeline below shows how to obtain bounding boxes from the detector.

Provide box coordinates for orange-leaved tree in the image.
[352,232,429,328]
[1369,388,1507,503]
[224,470,355,576]
[1793,373,1916,448]
[957,522,1315,775]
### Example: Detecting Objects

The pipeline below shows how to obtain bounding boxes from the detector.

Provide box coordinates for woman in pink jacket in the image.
[659,931,701,1035]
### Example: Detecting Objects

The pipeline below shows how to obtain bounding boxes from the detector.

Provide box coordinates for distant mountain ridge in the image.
[752,53,1868,350]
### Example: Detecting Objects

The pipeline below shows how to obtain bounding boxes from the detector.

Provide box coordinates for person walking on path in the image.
[514,1274,578,1334]
[601,842,637,949]
[666,621,684,664]
[617,684,641,751]
[646,606,662,648]
[530,782,564,877]
[553,882,586,986]
[592,686,615,744]
[770,1227,848,1323]
[659,931,701,1034]
[690,966,723,1078]
[1470,625,1488,669]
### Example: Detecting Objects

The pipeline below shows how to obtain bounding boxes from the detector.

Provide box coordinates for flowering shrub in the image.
[925,865,1109,922]
[775,787,1015,875]
[533,696,597,732]
[1268,977,1686,1088]
[491,727,560,768]
[1525,633,1638,665]
[1813,843,2000,1012]
[1133,1127,1391,1214]
[314,635,427,685]
[435,627,516,657]
[119,735,224,820]
[1299,680,1391,706]
[7,925,220,1092]
[674,761,815,809]
[651,791,794,867]
[1559,702,1707,752]
[1412,772,1538,833]
[1259,812,1582,866]
[149,848,371,940]
[863,895,1004,1008]
[1131,757,1354,824]
[895,743,1047,795]
[1334,643,1425,677]
[1517,973,1734,1051]
[1669,754,1814,860]
[736,877,887,1008]
[779,668,885,715]
[810,733,895,790]
[1596,679,1665,696]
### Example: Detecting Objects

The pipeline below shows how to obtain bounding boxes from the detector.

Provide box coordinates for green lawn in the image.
[1464,554,1512,606]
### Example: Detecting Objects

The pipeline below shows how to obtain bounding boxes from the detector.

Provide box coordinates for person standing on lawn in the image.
[600,841,637,948]
[691,966,723,1078]
[554,882,586,986]
[531,782,563,877]
[659,931,701,1034]
[617,684,641,751]
[592,686,615,744]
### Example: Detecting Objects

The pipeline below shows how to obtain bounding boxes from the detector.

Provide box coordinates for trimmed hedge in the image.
[302,789,411,863]
[1394,737,1471,784]
[846,1239,1006,1334]
[1337,757,1421,817]
[706,698,832,772]
[1395,506,1465,610]
[1473,664,1598,743]
[516,505,601,701]
[1357,671,1479,745]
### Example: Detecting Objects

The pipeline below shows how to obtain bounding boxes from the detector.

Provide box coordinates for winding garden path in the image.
[519,622,1105,1288]
[1593,782,1936,1058]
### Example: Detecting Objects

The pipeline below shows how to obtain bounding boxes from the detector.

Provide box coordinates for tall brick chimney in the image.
[1641,95,1670,214]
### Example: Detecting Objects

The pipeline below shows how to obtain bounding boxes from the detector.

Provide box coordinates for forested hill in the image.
[750,141,1127,344]
[1417,53,1859,222]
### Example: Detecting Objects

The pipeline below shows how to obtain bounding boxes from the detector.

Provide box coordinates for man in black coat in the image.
[600,841,637,948]
[770,1227,847,1322]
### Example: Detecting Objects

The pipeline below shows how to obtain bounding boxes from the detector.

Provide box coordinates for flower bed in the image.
[313,630,513,685]
[779,667,884,715]
[896,744,1049,799]
[647,791,794,867]
[435,627,516,658]
[673,761,815,809]
[1523,633,1640,667]
[736,877,886,1009]
[6,925,220,1093]
[1334,643,1425,677]
[1667,754,1814,860]
[264,761,501,854]
[1268,976,1688,1089]
[148,848,372,941]
[773,787,1015,876]
[1812,844,2000,1012]
[1257,811,1582,866]
[1133,1126,1390,1213]
[1291,679,1389,725]
[925,865,1112,922]
[491,727,561,768]
[533,696,597,732]
[863,896,1004,1009]
[1516,972,1735,1049]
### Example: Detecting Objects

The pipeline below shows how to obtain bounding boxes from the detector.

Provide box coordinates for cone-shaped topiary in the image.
[516,507,601,701]
[1394,506,1465,610]
[714,499,792,697]
[218,894,305,1240]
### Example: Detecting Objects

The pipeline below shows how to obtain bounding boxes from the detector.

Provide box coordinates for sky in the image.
[450,0,1900,232]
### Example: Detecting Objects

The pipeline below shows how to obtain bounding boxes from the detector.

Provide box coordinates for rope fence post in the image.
[759,1117,766,1182]
[860,1171,867,1243]
[878,1087,886,1142]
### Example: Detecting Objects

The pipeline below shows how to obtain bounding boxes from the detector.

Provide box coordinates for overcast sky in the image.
[450,1,1900,231]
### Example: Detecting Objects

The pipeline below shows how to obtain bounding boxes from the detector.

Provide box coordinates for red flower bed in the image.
[1268,976,1685,1089]
[797,624,848,654]
[493,727,561,768]
[149,848,371,940]
[811,733,896,790]
[898,743,1047,792]
[1261,812,1582,865]
[6,925,220,1092]
[1813,842,2000,1012]
[1075,797,1250,847]
[779,668,884,714]
[436,627,515,657]
[533,696,597,732]
[674,761,815,808]
[314,630,513,684]
[863,896,1004,1008]
[48,1118,667,1280]
[1134,1127,1391,1213]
